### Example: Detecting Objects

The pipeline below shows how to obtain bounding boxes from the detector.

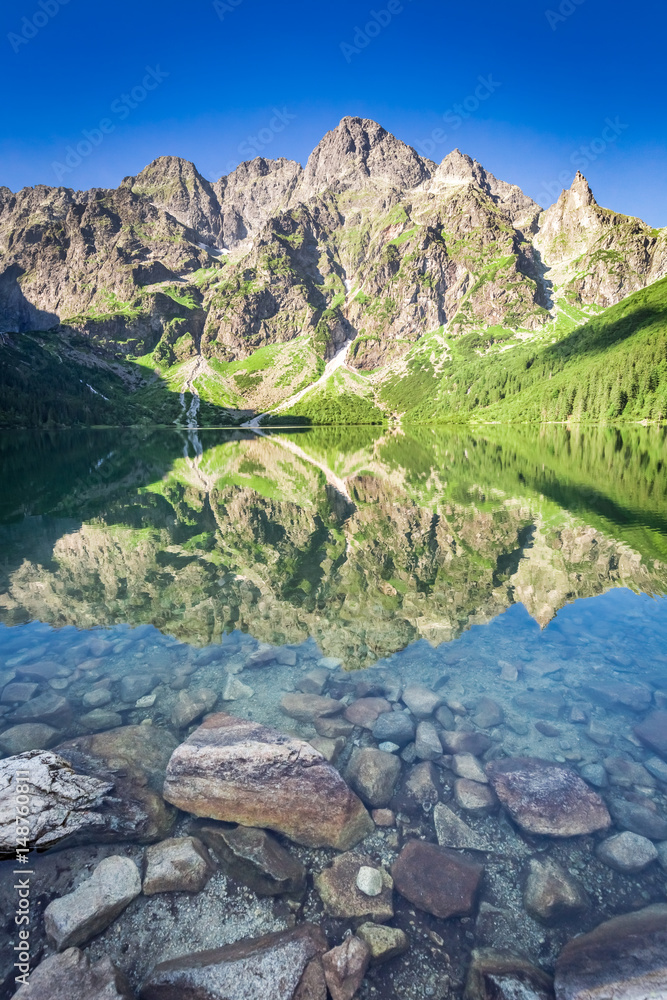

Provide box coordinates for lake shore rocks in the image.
[392,840,484,919]
[485,757,611,836]
[44,855,141,950]
[140,924,328,1000]
[13,947,135,1000]
[162,713,373,849]
[554,904,667,1000]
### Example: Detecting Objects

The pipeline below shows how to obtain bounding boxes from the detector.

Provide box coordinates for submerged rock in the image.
[554,904,667,1000]
[464,949,554,1000]
[315,851,394,921]
[401,684,442,718]
[344,697,391,728]
[472,697,505,729]
[523,858,588,924]
[485,757,611,836]
[434,802,490,851]
[197,822,306,896]
[346,747,402,808]
[10,689,72,727]
[454,778,497,815]
[163,713,373,850]
[414,721,443,761]
[441,730,493,756]
[392,840,484,919]
[280,693,343,722]
[13,947,134,1000]
[608,791,667,840]
[44,855,141,950]
[371,711,415,747]
[171,688,218,727]
[595,831,659,873]
[140,924,328,1000]
[143,836,215,894]
[55,725,178,845]
[584,680,652,713]
[357,923,409,964]
[634,711,667,759]
[322,937,370,1000]
[0,722,58,754]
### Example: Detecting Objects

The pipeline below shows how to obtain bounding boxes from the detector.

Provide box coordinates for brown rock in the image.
[314,851,394,921]
[393,760,440,815]
[634,711,667,760]
[371,808,396,827]
[322,937,370,1000]
[486,757,611,836]
[554,905,667,1000]
[140,924,328,1000]
[357,923,408,964]
[344,697,391,728]
[280,693,343,722]
[392,840,483,918]
[163,713,373,850]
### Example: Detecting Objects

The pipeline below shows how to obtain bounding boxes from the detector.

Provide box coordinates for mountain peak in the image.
[564,171,597,209]
[301,116,434,196]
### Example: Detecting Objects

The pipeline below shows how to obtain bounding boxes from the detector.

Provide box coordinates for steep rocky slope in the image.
[1,116,665,425]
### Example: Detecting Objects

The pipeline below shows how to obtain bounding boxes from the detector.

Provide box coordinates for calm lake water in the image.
[1,424,666,998]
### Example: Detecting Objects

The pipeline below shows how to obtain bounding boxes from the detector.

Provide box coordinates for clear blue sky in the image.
[2,0,666,225]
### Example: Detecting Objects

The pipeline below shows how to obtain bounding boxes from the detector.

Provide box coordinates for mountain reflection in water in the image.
[0,424,665,668]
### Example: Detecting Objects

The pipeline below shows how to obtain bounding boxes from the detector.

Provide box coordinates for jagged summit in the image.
[300,116,434,196]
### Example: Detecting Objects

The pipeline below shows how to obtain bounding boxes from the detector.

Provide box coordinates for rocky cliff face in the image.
[1,117,665,404]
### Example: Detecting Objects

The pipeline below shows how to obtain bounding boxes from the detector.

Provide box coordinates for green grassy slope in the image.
[390,277,667,424]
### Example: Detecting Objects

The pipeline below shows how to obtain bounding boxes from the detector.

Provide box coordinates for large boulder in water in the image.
[485,757,611,837]
[140,924,328,1000]
[162,713,374,850]
[1,727,177,855]
[554,904,667,999]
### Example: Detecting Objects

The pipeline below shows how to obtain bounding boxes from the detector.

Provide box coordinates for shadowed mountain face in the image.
[2,117,666,427]
[1,425,665,667]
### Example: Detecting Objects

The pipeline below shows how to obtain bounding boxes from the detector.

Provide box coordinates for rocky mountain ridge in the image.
[1,116,666,423]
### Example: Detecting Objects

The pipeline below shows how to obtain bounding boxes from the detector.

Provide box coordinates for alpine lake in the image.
[1,423,666,1000]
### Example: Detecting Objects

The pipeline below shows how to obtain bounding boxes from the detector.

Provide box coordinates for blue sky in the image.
[2,0,666,224]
